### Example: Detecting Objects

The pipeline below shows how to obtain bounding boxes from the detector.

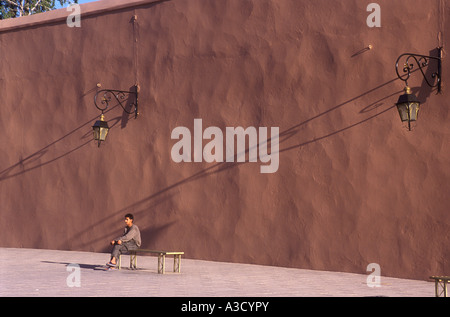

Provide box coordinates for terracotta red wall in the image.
[0,0,449,280]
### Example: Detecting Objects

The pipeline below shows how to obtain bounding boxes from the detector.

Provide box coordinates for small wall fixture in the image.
[395,47,442,130]
[92,84,139,147]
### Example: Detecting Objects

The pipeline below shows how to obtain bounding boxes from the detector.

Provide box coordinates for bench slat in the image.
[130,249,184,255]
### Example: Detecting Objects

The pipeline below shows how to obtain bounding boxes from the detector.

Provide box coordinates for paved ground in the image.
[0,247,436,298]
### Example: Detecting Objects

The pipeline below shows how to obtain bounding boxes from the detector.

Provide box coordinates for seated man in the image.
[107,213,141,267]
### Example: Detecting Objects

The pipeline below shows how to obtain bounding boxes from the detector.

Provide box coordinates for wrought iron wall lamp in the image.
[395,47,442,130]
[92,84,139,147]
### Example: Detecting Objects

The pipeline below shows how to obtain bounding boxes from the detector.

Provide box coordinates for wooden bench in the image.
[118,249,184,274]
[430,276,450,297]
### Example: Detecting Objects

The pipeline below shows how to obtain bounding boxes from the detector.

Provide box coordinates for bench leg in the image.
[441,280,448,297]
[434,279,448,297]
[157,254,165,274]
[118,254,137,270]
[173,254,181,273]
[435,280,439,297]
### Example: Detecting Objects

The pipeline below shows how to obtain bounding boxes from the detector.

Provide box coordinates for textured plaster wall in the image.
[0,0,449,280]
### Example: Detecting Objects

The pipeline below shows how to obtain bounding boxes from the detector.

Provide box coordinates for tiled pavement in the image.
[0,247,436,297]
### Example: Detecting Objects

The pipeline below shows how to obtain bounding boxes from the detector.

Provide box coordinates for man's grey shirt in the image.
[116,225,141,247]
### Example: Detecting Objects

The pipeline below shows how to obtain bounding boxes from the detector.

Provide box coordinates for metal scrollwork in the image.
[395,47,442,93]
[94,85,139,118]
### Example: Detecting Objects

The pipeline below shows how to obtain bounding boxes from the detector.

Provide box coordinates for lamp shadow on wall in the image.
[66,190,178,252]
[415,47,441,102]
[95,222,177,254]
[278,51,440,148]
[0,87,138,183]
[180,78,403,176]
[0,85,101,181]
[277,83,400,152]
[80,76,408,252]
[119,85,138,129]
[0,122,92,182]
[92,71,439,254]
[70,66,435,253]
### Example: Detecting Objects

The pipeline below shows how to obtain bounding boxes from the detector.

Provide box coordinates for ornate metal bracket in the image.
[395,47,442,93]
[94,84,139,118]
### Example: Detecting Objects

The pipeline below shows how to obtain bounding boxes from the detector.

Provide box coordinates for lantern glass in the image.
[397,103,409,122]
[396,101,420,122]
[408,102,420,121]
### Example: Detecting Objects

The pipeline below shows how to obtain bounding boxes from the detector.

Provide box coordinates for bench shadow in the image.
[41,260,106,271]
[41,259,166,273]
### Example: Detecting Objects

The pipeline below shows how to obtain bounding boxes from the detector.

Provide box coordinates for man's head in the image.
[124,213,134,227]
